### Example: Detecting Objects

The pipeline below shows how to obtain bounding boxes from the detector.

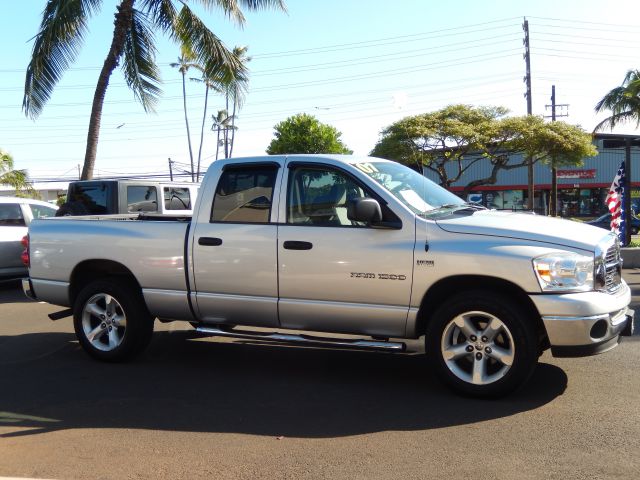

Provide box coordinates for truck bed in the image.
[28,215,191,308]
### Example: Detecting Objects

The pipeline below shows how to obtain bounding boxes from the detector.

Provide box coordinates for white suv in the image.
[0,197,58,280]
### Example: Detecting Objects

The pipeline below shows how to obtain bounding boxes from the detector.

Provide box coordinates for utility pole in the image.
[77,164,81,180]
[168,158,174,181]
[545,85,569,216]
[523,18,534,211]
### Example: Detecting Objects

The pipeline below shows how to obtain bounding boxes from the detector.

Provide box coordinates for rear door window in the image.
[127,186,158,212]
[0,203,26,226]
[211,165,278,223]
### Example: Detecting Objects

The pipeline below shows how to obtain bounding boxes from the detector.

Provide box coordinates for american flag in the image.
[605,160,626,242]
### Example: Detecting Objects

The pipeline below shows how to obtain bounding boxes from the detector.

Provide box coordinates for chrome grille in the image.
[604,243,622,292]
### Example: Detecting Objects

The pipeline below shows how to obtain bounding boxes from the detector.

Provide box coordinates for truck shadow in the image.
[0,330,567,439]
[0,282,29,304]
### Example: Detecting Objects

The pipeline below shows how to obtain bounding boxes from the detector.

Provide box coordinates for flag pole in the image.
[625,138,632,247]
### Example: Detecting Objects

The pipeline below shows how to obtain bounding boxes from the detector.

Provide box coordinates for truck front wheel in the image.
[73,278,154,362]
[425,291,538,398]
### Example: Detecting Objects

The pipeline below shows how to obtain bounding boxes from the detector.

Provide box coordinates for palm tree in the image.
[211,110,235,162]
[594,69,640,131]
[193,46,249,177]
[192,74,218,181]
[1,149,33,194]
[224,46,251,158]
[23,0,286,180]
[171,51,200,182]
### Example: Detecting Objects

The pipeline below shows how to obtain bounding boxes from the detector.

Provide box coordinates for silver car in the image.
[0,196,58,280]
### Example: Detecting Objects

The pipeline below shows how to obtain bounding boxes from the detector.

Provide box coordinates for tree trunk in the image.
[196,86,209,182]
[215,126,221,161]
[181,71,195,182]
[81,0,135,180]
[224,94,230,158]
[229,93,237,158]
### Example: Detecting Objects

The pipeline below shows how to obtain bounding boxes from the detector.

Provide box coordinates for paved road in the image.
[1,276,639,480]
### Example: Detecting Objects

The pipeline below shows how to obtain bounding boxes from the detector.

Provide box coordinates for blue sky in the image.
[1,0,639,181]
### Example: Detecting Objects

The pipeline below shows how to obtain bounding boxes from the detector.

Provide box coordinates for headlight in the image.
[532,252,594,292]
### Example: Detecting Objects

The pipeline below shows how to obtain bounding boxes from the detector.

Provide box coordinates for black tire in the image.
[55,201,89,217]
[425,290,538,398]
[73,277,154,362]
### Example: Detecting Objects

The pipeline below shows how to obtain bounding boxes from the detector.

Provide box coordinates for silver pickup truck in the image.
[22,154,634,397]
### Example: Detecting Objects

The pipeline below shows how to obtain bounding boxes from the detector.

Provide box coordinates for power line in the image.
[527,16,640,29]
[0,18,522,75]
[0,49,522,108]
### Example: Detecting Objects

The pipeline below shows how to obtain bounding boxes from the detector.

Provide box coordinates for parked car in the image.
[0,196,57,279]
[587,212,640,235]
[56,180,199,216]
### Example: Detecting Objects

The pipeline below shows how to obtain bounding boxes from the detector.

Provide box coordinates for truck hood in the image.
[433,209,611,252]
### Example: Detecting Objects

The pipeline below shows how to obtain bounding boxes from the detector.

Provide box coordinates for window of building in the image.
[211,165,278,223]
[485,191,504,210]
[577,188,602,216]
[503,190,524,210]
[127,186,158,212]
[558,188,580,217]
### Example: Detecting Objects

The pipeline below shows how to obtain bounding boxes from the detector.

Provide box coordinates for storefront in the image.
[432,134,640,218]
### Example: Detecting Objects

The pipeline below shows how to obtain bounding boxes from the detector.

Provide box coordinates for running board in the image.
[194,326,406,352]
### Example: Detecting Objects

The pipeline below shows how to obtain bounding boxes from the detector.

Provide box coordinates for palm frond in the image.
[196,0,245,23]
[234,1,288,15]
[121,8,162,113]
[594,69,640,131]
[0,169,31,191]
[23,0,102,119]
[225,45,250,107]
[192,0,287,24]
[139,0,178,33]
[173,4,246,82]
[170,53,201,75]
[594,110,639,132]
[595,86,628,113]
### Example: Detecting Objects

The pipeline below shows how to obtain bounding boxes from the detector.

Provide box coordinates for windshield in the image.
[352,161,465,215]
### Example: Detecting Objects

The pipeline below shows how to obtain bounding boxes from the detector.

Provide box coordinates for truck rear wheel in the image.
[73,278,154,362]
[425,291,538,398]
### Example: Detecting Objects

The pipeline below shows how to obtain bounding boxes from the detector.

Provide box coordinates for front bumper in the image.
[531,282,634,357]
[543,308,634,357]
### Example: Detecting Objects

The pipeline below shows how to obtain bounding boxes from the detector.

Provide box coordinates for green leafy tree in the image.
[224,45,250,159]
[23,0,286,180]
[267,113,352,155]
[0,149,34,195]
[371,104,597,196]
[594,69,640,131]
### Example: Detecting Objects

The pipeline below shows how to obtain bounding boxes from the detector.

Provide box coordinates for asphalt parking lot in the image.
[1,276,639,480]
